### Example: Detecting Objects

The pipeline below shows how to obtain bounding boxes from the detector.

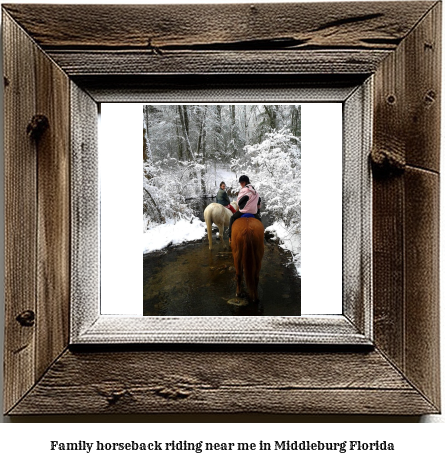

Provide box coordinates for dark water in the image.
[143,225,301,317]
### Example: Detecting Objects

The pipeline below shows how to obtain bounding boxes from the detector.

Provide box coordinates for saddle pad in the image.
[241,213,255,218]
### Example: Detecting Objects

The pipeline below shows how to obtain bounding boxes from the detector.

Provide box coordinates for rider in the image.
[228,175,261,242]
[216,181,236,214]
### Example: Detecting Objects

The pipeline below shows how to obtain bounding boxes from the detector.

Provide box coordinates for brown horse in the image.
[231,217,265,301]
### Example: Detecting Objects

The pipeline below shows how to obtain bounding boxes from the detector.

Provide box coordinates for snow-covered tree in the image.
[236,128,301,231]
[142,104,301,236]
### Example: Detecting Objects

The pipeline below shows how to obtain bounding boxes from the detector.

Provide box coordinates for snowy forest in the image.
[143,104,301,271]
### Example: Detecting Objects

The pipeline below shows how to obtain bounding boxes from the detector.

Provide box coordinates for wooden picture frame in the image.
[2,2,441,415]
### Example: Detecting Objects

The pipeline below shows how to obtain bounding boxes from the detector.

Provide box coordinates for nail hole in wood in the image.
[27,115,49,140]
[425,90,436,105]
[105,390,127,405]
[154,386,191,400]
[16,310,35,327]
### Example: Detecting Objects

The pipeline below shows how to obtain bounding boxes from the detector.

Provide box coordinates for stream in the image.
[143,197,301,316]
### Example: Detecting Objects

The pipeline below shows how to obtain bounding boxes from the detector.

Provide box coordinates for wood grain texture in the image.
[3,2,435,50]
[342,81,372,336]
[3,12,37,414]
[47,50,391,76]
[8,349,438,415]
[404,168,440,409]
[70,83,99,340]
[76,75,365,103]
[372,4,441,411]
[372,35,406,172]
[35,45,71,380]
[372,174,405,371]
[404,2,441,172]
[3,11,71,413]
[74,316,370,345]
[371,1,441,172]
[372,35,405,369]
[401,2,441,411]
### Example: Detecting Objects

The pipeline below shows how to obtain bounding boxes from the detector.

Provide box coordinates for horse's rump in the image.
[204,201,238,250]
[231,218,264,300]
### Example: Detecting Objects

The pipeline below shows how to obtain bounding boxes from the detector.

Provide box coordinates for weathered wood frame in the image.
[3,2,441,415]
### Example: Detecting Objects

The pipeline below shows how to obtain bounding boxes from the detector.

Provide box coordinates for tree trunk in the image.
[196,106,207,156]
[143,106,151,162]
[264,105,277,129]
[244,105,249,144]
[197,107,208,194]
[178,105,194,160]
[202,118,207,160]
[215,104,223,160]
[143,187,165,224]
[175,112,184,161]
[143,129,148,162]
[291,105,301,139]
[230,105,237,158]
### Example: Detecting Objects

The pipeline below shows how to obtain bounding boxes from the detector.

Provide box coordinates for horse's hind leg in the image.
[236,268,243,297]
[205,215,213,250]
[233,248,243,296]
[218,224,226,249]
[253,274,260,302]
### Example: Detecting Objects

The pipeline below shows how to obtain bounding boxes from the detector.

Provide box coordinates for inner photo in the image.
[143,104,302,316]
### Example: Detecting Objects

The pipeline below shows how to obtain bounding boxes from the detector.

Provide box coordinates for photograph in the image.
[142,104,301,316]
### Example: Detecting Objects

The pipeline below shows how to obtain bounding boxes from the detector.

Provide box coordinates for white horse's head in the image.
[231,201,239,212]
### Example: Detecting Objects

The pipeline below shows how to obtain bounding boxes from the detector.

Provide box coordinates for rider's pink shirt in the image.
[237,184,260,214]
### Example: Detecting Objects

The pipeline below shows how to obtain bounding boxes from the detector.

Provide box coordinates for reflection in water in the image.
[143,219,301,317]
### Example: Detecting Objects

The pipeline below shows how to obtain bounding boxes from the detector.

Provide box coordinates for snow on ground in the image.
[143,217,206,254]
[265,221,301,275]
[143,164,237,254]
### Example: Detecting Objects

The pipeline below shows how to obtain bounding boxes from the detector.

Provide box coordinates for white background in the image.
[0,0,444,459]
[100,102,342,315]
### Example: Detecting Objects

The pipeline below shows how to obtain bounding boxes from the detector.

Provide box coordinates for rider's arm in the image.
[238,195,249,209]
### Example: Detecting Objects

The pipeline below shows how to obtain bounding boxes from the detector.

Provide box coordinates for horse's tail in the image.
[242,221,259,301]
[204,209,213,250]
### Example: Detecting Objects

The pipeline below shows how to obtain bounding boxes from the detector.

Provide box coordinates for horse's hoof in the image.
[227,297,249,307]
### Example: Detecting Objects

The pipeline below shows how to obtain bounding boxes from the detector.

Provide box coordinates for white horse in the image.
[204,201,238,250]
